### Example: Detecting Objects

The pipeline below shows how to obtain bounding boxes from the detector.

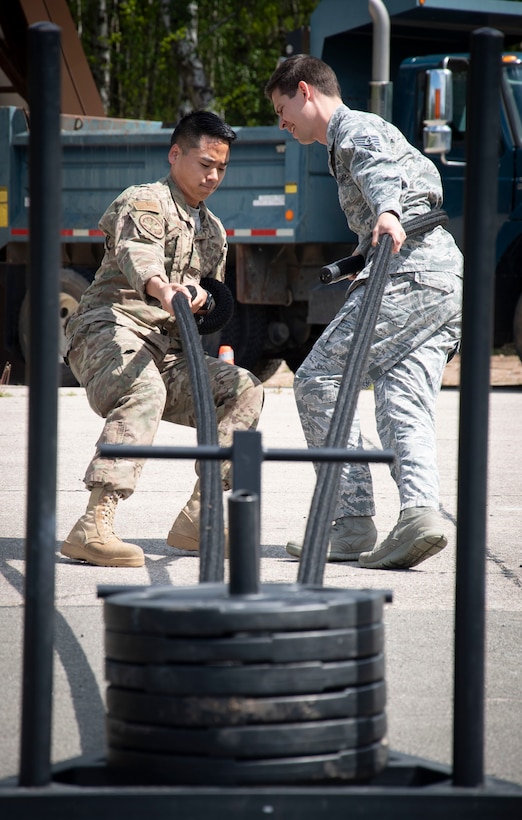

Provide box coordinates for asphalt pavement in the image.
[0,381,521,787]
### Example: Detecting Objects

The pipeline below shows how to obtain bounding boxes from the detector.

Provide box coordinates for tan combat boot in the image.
[286,516,377,562]
[358,507,446,570]
[167,482,228,555]
[61,487,144,568]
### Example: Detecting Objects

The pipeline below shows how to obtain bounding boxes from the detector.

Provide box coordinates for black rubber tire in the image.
[285,349,309,374]
[18,267,90,387]
[219,301,267,371]
[218,272,293,380]
[284,333,322,374]
[252,357,284,383]
[219,272,267,371]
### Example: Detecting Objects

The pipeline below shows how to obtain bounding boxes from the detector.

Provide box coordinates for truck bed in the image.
[0,106,350,250]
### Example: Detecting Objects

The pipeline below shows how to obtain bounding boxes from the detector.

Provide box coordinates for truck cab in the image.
[311,0,522,360]
[395,52,522,349]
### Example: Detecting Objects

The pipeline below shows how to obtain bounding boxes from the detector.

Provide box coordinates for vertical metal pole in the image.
[452,27,503,788]
[231,430,262,501]
[368,0,393,121]
[19,22,61,787]
[228,491,261,596]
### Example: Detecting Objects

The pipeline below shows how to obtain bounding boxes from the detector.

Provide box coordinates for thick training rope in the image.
[172,292,225,583]
[298,210,449,586]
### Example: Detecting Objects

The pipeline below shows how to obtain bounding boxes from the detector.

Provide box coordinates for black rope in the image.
[171,292,225,582]
[320,210,448,284]
[298,210,448,586]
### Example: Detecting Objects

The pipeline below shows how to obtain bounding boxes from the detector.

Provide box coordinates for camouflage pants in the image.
[294,271,462,518]
[67,324,264,497]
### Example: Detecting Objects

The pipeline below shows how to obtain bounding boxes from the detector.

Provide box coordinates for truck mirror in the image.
[423,68,453,157]
[423,123,452,155]
[425,68,453,124]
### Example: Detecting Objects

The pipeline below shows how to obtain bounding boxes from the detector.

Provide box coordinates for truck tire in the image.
[219,273,284,381]
[514,291,522,362]
[284,336,319,374]
[219,305,283,382]
[219,299,266,372]
[18,267,90,387]
[251,358,284,383]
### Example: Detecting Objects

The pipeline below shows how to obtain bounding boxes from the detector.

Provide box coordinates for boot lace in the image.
[99,491,122,536]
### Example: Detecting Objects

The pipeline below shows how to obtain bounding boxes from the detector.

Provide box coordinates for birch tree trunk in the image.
[93,0,110,112]
[174,2,216,116]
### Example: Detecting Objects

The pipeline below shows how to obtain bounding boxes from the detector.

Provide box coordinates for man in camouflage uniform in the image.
[62,111,264,568]
[265,56,462,569]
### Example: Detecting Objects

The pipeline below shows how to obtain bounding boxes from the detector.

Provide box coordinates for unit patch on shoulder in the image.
[132,200,161,213]
[138,212,165,239]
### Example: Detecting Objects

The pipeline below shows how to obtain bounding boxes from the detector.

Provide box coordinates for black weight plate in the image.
[106,680,386,726]
[107,740,389,785]
[105,653,385,696]
[106,713,387,758]
[104,622,384,664]
[104,583,386,636]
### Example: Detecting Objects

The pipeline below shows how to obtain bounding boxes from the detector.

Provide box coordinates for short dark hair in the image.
[265,55,341,100]
[170,111,236,150]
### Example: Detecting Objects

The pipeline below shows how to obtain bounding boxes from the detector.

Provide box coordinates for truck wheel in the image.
[514,291,522,362]
[219,303,284,382]
[251,358,284,383]
[219,299,266,372]
[18,268,90,387]
[284,337,319,374]
[219,273,284,381]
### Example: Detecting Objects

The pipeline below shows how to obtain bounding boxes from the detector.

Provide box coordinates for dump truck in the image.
[2,0,522,385]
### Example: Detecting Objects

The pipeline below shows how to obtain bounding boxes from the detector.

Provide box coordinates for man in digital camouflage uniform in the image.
[265,55,462,570]
[62,111,264,568]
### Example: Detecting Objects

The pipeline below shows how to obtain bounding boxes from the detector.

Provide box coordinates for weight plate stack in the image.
[104,583,386,635]
[104,583,389,785]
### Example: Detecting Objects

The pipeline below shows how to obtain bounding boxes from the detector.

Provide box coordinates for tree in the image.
[161,1,216,115]
[67,0,319,124]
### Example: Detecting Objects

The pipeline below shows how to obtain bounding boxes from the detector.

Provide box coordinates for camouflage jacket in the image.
[66,175,227,350]
[327,105,463,281]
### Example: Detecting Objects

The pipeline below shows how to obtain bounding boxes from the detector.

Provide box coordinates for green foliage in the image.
[67,0,319,124]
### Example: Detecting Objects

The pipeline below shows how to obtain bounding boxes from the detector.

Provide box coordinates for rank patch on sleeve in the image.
[353,135,382,152]
[138,212,165,239]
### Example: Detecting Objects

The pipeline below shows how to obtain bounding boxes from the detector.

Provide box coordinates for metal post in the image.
[368,0,393,121]
[231,430,263,501]
[19,22,61,787]
[228,491,261,596]
[453,27,503,788]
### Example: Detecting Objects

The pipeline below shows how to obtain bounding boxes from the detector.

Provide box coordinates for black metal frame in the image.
[2,754,522,819]
[2,21,521,820]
